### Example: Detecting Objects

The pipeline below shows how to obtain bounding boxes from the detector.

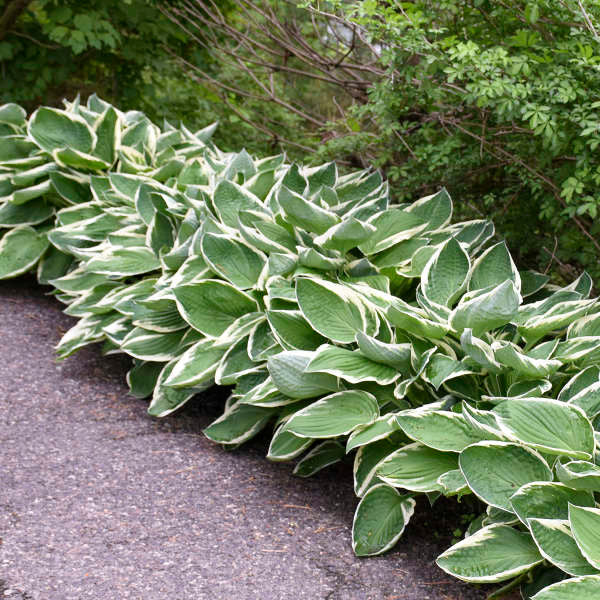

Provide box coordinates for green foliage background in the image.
[2,0,600,279]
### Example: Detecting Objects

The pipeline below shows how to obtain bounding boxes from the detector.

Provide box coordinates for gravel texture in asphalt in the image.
[0,278,503,600]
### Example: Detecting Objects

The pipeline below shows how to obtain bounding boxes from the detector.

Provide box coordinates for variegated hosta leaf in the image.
[354,439,396,497]
[346,415,400,453]
[164,339,225,388]
[0,226,50,279]
[305,344,399,385]
[173,280,258,336]
[267,350,340,399]
[469,241,521,293]
[377,442,458,493]
[395,409,488,453]
[352,484,415,556]
[293,440,345,477]
[556,460,600,492]
[267,423,313,462]
[510,482,595,525]
[528,519,599,577]
[436,524,543,583]
[421,237,470,307]
[450,280,522,336]
[568,504,600,570]
[147,359,197,418]
[531,576,600,600]
[493,398,595,460]
[296,277,373,343]
[203,402,274,445]
[459,442,552,512]
[284,390,379,438]
[28,106,96,154]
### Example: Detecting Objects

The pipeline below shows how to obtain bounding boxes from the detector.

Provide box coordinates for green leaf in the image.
[278,185,339,234]
[267,423,313,462]
[314,217,376,253]
[266,310,327,350]
[396,410,488,452]
[121,327,185,361]
[173,280,258,336]
[421,237,470,306]
[53,147,111,171]
[86,246,160,277]
[531,576,600,599]
[529,519,599,577]
[305,344,399,385]
[293,440,345,477]
[267,350,340,399]
[213,179,265,228]
[450,280,521,335]
[0,226,49,279]
[377,442,458,492]
[201,232,265,289]
[459,442,552,512]
[556,461,600,492]
[0,198,53,227]
[406,188,452,230]
[493,341,561,378]
[28,107,95,154]
[510,482,595,524]
[436,524,542,583]
[569,505,600,570]
[352,484,415,556]
[469,241,521,292]
[204,403,274,445]
[147,359,196,417]
[126,361,163,399]
[285,390,379,438]
[296,277,368,344]
[355,332,411,371]
[358,208,427,255]
[164,339,225,388]
[346,415,400,453]
[0,103,26,126]
[493,398,595,460]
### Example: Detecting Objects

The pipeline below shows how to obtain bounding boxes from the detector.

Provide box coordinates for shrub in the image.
[169,0,600,282]
[2,97,600,598]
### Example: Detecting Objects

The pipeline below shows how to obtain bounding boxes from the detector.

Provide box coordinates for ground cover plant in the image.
[2,97,600,598]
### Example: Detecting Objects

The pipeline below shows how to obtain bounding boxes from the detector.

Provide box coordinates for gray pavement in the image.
[0,278,500,600]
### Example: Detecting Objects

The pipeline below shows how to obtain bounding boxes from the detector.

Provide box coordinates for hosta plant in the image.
[2,96,600,599]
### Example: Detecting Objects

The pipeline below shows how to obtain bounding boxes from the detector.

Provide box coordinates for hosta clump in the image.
[2,96,600,598]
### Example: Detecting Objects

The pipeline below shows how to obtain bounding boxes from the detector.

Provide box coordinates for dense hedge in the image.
[2,97,600,598]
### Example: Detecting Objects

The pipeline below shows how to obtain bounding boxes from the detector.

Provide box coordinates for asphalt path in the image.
[0,278,504,600]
